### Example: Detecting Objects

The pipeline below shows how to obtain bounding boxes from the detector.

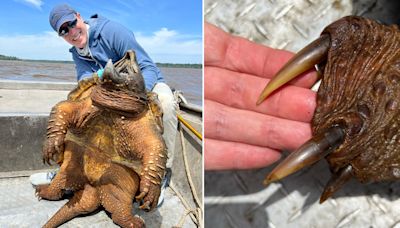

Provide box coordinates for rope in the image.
[170,183,200,227]
[179,125,203,212]
[171,122,203,228]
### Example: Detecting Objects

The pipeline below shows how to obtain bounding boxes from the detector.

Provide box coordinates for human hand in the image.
[97,69,104,78]
[204,22,318,170]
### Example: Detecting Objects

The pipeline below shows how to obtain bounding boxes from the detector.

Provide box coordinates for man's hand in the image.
[204,22,317,170]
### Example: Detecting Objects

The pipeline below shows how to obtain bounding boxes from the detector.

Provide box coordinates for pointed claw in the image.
[35,191,42,201]
[46,157,52,166]
[135,192,146,201]
[135,187,149,201]
[257,34,330,105]
[264,126,344,185]
[319,165,353,203]
[139,201,151,211]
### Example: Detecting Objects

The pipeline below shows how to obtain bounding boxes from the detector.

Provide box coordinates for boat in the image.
[0,79,202,228]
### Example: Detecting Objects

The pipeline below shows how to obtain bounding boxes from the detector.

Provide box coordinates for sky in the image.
[0,0,202,63]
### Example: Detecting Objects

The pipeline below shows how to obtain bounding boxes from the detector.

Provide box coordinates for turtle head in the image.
[101,50,146,95]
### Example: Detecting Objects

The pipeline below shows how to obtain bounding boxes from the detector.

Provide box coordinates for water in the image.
[0,60,202,106]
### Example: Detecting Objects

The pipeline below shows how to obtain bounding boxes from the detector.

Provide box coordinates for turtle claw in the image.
[264,126,344,185]
[35,189,42,201]
[257,34,330,105]
[135,187,149,201]
[320,165,353,203]
[139,201,151,211]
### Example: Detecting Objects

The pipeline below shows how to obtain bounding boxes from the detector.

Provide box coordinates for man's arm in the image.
[71,52,98,81]
[106,21,162,91]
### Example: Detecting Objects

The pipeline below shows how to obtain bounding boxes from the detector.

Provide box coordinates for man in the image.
[30,4,178,206]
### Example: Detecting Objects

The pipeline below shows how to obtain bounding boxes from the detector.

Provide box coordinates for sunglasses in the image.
[58,19,78,37]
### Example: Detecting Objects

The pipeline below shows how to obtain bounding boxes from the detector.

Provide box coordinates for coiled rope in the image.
[171,116,203,228]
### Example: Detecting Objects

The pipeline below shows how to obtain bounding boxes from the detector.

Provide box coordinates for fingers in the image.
[204,22,318,87]
[205,66,316,122]
[204,100,312,151]
[204,22,290,75]
[204,138,281,170]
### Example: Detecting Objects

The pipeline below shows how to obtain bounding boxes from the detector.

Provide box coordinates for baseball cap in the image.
[49,4,77,33]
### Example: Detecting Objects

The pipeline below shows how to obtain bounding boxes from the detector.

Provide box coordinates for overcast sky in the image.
[0,0,202,63]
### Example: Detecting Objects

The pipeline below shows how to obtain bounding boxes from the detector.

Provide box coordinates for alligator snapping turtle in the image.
[35,50,167,227]
[257,16,400,203]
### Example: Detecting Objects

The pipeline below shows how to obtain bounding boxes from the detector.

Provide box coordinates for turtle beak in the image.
[103,59,125,84]
[264,126,344,185]
[256,34,330,105]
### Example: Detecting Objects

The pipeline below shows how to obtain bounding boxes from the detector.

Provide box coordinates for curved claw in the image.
[257,34,330,105]
[320,165,353,203]
[264,126,344,185]
[135,187,149,201]
[43,154,52,166]
[35,190,42,201]
[135,192,146,201]
[139,201,151,211]
[43,150,52,166]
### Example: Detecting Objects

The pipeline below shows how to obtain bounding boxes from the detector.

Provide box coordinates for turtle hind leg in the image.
[99,164,143,228]
[320,165,353,203]
[43,184,100,228]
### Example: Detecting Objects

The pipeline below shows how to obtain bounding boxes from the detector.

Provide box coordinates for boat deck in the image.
[0,80,202,227]
[0,172,195,227]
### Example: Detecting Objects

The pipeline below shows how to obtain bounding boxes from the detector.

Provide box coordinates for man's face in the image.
[60,13,87,49]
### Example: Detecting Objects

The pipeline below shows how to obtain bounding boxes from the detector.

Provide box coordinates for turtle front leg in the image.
[43,98,99,165]
[42,101,75,165]
[116,111,167,211]
[136,139,167,211]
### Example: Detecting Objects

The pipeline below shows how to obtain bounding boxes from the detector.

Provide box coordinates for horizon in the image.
[0,53,202,66]
[0,1,202,64]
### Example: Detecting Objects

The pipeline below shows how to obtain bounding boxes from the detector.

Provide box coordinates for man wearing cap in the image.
[30,4,177,207]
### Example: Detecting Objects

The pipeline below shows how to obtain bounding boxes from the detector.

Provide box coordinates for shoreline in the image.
[0,59,202,69]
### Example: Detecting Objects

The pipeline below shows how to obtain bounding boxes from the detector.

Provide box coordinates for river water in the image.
[0,60,202,106]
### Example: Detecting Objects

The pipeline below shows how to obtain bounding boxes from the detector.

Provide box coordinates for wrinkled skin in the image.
[36,51,167,228]
[314,17,400,180]
[259,16,400,202]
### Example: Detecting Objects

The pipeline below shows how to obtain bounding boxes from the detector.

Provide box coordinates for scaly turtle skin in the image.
[35,50,167,227]
[258,16,400,203]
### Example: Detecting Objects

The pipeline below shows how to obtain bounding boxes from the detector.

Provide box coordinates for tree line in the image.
[0,54,201,69]
[0,54,19,60]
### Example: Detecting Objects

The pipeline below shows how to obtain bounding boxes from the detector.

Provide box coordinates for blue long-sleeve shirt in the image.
[69,14,164,91]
